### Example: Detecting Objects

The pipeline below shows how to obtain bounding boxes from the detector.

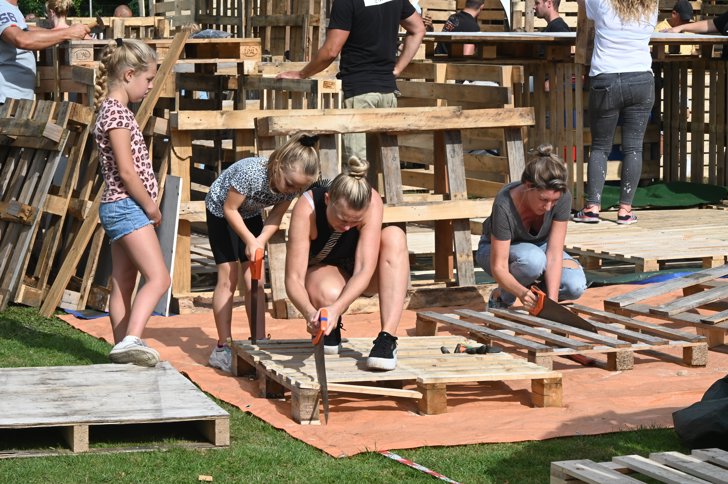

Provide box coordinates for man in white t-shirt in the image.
[0,0,88,103]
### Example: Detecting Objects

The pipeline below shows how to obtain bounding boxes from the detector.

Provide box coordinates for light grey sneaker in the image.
[109,336,160,367]
[208,345,232,373]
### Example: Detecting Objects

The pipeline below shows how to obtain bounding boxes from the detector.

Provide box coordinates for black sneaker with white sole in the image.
[366,331,398,371]
[323,318,344,355]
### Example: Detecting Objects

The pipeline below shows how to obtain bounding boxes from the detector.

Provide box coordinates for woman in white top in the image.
[573,0,657,225]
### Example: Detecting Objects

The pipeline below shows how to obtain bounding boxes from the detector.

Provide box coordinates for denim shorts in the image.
[99,197,152,241]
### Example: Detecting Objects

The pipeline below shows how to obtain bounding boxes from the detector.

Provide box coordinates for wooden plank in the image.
[327,383,422,399]
[395,80,509,107]
[570,304,701,342]
[488,308,633,348]
[150,176,181,316]
[611,455,710,484]
[417,311,553,352]
[604,265,728,309]
[550,460,644,483]
[455,308,593,349]
[649,451,728,483]
[255,107,536,136]
[692,449,728,469]
[650,284,728,317]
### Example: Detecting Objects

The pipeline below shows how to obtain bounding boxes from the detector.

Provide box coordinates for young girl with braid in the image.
[93,39,169,367]
[205,134,320,373]
[285,156,409,371]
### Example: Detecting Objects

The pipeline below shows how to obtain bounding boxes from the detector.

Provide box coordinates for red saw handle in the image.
[250,248,264,281]
[529,286,546,316]
[312,308,329,346]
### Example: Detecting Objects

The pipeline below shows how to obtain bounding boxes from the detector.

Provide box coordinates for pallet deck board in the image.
[551,448,728,484]
[0,362,229,454]
[416,307,708,371]
[232,335,562,424]
[563,209,728,272]
[604,265,728,348]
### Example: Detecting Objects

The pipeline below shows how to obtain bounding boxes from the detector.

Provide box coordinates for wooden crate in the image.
[551,448,728,484]
[231,335,562,424]
[416,306,707,371]
[0,362,229,456]
[605,264,728,348]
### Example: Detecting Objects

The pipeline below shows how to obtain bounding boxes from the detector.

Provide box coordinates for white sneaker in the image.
[109,336,160,367]
[208,345,232,373]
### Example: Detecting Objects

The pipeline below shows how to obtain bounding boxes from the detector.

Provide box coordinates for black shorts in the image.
[206,209,264,264]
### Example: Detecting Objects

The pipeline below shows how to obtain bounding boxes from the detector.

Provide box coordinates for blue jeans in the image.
[475,240,587,306]
[586,71,655,207]
[99,197,152,242]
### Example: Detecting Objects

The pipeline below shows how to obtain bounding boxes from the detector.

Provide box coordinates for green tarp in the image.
[599,181,728,209]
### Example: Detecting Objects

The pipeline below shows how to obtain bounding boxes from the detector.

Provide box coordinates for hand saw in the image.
[528,286,597,333]
[249,248,266,343]
[312,308,330,424]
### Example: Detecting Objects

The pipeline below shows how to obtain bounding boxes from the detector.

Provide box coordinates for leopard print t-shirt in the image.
[205,156,296,219]
[94,98,158,204]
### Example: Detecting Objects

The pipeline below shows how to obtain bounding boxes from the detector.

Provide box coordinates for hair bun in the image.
[299,134,319,147]
[346,156,369,179]
[533,144,553,157]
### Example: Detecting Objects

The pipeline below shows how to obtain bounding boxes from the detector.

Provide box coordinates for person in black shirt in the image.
[534,0,570,33]
[276,0,425,160]
[435,0,484,56]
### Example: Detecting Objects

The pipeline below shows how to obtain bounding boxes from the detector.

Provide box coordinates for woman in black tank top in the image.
[285,157,409,371]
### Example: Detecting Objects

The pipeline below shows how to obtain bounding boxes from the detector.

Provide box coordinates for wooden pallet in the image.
[551,448,728,484]
[416,306,708,371]
[0,99,73,311]
[231,335,562,424]
[0,362,229,456]
[605,264,728,348]
[565,223,728,272]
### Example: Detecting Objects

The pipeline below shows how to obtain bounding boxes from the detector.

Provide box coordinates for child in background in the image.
[93,38,170,367]
[45,0,73,30]
[205,134,320,373]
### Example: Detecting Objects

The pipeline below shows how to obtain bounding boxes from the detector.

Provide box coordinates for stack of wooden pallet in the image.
[551,448,728,483]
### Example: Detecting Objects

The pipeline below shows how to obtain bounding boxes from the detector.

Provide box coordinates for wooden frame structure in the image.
[253,106,533,318]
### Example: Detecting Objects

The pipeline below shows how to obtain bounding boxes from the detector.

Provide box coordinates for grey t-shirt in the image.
[0,1,36,103]
[205,156,296,219]
[481,181,571,246]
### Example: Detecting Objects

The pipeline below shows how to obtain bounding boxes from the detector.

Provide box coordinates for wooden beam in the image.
[255,107,535,136]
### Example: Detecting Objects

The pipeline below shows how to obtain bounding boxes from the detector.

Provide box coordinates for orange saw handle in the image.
[312,308,329,346]
[529,285,546,316]
[250,248,264,281]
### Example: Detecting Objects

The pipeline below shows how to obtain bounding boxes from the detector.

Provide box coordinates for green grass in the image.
[0,306,684,483]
